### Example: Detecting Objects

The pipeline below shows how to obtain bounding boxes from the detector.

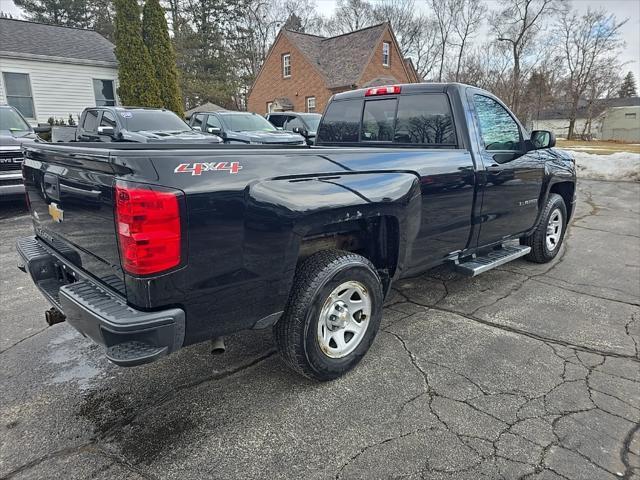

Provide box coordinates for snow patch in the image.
[559,150,640,182]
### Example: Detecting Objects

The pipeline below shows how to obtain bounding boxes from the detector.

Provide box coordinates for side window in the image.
[284,116,304,131]
[268,115,287,128]
[382,42,390,66]
[191,113,204,127]
[394,94,456,145]
[361,98,396,142]
[316,99,362,143]
[82,110,99,132]
[100,111,116,128]
[474,95,522,151]
[206,115,222,129]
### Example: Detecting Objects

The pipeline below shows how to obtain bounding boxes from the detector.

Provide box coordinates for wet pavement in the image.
[1,180,639,480]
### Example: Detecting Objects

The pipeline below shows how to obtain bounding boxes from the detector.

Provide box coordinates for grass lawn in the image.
[556,139,640,155]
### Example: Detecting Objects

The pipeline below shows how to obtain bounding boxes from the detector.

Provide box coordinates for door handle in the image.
[487,164,503,173]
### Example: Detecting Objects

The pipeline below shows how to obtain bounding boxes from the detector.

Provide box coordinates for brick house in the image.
[247,22,420,114]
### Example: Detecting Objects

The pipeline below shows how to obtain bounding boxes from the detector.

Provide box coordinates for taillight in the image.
[114,181,183,276]
[365,85,401,96]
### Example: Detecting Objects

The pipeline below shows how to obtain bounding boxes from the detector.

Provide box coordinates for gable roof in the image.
[0,18,116,66]
[284,23,392,89]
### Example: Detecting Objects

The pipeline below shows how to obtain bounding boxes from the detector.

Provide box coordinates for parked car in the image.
[17,83,575,381]
[0,105,49,199]
[265,112,322,145]
[76,107,223,143]
[190,111,306,145]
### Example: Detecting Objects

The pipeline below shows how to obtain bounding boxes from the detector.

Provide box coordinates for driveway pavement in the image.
[1,179,639,480]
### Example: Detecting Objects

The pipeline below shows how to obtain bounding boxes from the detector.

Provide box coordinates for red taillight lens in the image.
[365,85,401,96]
[115,181,182,276]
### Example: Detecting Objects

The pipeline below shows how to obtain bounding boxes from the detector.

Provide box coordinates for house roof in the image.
[283,23,393,89]
[0,18,116,66]
[537,96,640,120]
[184,102,226,118]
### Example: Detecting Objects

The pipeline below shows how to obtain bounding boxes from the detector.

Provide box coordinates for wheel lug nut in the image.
[330,315,337,321]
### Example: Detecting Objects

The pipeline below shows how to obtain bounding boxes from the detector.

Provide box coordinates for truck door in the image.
[472,93,545,246]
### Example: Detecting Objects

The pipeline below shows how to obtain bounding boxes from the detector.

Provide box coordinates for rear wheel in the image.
[274,250,383,381]
[521,193,567,263]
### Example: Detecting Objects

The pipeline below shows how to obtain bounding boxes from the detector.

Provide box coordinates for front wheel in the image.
[274,250,383,381]
[521,193,568,263]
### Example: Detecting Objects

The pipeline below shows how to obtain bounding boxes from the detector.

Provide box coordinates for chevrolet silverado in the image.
[16,83,576,380]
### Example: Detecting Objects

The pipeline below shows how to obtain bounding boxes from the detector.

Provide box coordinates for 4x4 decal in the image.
[175,162,242,176]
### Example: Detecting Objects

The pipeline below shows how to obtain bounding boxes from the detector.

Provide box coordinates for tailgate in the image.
[22,145,126,295]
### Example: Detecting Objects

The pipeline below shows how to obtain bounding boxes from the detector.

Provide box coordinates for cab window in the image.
[285,116,305,131]
[82,110,99,132]
[317,100,362,143]
[206,115,222,129]
[474,95,522,151]
[100,111,116,128]
[268,114,288,128]
[394,94,456,145]
[361,99,396,141]
[192,114,205,129]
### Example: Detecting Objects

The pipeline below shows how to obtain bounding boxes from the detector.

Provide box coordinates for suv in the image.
[266,112,321,145]
[0,105,49,199]
[190,111,306,145]
[76,107,223,143]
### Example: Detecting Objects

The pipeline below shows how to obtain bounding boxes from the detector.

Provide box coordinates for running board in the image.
[455,245,531,277]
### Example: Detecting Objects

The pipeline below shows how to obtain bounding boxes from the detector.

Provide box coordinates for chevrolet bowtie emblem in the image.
[48,202,64,223]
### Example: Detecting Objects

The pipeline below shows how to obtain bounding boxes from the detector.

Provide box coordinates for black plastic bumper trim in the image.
[16,235,185,367]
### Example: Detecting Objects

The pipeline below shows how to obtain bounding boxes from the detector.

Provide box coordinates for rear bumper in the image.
[16,236,185,366]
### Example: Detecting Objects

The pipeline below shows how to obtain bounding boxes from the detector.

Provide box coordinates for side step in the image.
[455,245,531,277]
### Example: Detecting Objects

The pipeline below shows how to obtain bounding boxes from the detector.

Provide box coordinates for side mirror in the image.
[207,127,221,135]
[292,127,308,137]
[192,125,201,131]
[530,130,555,149]
[97,126,115,136]
[34,125,51,133]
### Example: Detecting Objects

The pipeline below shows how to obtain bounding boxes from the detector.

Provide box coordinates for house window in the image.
[93,79,116,106]
[382,42,390,66]
[2,72,35,118]
[625,112,637,119]
[267,102,274,113]
[306,96,316,113]
[282,54,291,78]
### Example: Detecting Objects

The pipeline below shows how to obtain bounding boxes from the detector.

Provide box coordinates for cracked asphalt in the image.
[1,179,639,480]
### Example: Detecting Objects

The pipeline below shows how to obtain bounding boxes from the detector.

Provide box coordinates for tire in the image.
[274,250,383,381]
[521,193,568,263]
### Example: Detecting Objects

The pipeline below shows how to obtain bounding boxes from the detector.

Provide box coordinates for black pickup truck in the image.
[17,83,575,380]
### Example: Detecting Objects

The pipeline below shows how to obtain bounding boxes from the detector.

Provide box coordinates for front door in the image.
[473,93,546,246]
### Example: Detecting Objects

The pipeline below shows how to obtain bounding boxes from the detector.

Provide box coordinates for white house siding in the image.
[0,56,118,125]
[600,106,640,143]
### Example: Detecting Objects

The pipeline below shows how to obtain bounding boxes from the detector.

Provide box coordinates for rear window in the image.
[317,93,456,146]
[394,95,456,145]
[317,100,362,143]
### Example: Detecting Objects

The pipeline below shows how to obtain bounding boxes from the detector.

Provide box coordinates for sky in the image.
[1,0,638,82]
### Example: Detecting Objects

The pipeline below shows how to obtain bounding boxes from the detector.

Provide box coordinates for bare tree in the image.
[322,0,375,36]
[450,0,484,82]
[429,0,458,82]
[557,7,626,139]
[372,0,420,57]
[412,15,441,80]
[490,0,557,117]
